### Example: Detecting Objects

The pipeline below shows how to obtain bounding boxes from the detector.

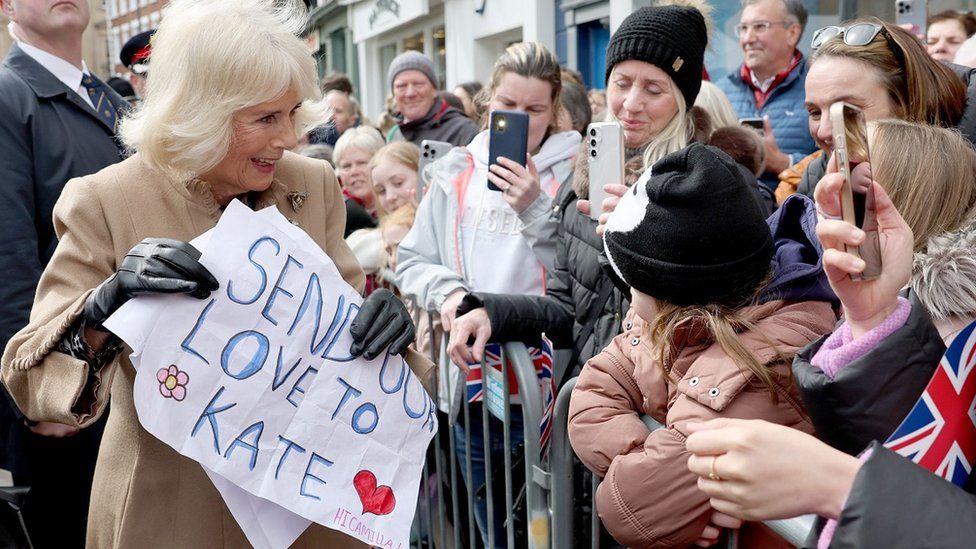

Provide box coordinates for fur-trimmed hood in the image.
[912,218,976,321]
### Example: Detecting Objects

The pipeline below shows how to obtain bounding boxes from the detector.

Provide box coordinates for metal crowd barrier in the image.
[409,324,815,549]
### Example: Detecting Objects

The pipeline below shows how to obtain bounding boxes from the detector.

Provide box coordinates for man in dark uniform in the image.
[119,29,153,100]
[0,0,128,546]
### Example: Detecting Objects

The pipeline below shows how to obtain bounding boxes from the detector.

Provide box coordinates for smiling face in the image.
[393,69,438,123]
[488,72,556,154]
[337,147,375,209]
[372,159,418,213]
[326,91,356,134]
[927,19,969,62]
[607,60,680,149]
[203,89,301,206]
[2,0,90,43]
[738,0,801,80]
[805,56,895,152]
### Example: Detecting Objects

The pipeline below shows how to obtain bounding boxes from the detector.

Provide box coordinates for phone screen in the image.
[834,102,882,279]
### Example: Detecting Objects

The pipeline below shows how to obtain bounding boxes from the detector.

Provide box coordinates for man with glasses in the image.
[718,0,818,190]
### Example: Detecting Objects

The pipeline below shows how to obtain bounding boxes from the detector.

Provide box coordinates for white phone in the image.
[586,122,625,222]
[895,0,927,37]
[418,140,452,196]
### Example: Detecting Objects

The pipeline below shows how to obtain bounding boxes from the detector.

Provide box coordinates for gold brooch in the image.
[287,191,309,213]
[672,57,684,72]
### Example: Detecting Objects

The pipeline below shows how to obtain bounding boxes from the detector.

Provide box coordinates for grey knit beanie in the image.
[387,50,438,90]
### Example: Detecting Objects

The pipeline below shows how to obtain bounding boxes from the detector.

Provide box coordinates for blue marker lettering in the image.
[220,330,269,380]
[180,298,216,365]
[227,236,279,305]
[332,377,361,420]
[286,366,319,408]
[261,255,304,326]
[300,452,334,500]
[223,421,265,471]
[275,435,306,479]
[191,386,237,454]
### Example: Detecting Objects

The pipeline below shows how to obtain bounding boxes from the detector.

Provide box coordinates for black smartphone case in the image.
[487,110,529,191]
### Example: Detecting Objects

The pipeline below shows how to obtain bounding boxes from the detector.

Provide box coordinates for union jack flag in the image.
[464,336,556,458]
[885,319,976,486]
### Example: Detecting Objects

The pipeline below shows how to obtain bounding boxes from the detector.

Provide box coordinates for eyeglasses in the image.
[811,23,906,67]
[734,20,792,37]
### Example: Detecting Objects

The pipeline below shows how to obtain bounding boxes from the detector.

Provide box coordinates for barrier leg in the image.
[549,378,576,548]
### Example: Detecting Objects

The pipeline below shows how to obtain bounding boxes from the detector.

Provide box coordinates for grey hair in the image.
[912,218,976,321]
[741,0,808,33]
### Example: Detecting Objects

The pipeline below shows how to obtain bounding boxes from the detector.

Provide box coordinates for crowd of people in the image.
[3,0,976,547]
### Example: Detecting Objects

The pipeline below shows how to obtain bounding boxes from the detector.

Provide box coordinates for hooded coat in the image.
[472,143,646,378]
[396,129,580,415]
[568,195,838,548]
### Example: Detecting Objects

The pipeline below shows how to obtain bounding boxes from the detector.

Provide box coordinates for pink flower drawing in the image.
[157,365,189,401]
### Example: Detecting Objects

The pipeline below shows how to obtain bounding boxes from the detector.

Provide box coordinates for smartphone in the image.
[586,122,624,221]
[418,140,452,195]
[487,110,529,191]
[829,102,882,281]
[895,0,927,37]
[739,117,764,132]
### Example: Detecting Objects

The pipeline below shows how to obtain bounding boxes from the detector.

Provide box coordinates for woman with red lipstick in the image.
[0,1,426,547]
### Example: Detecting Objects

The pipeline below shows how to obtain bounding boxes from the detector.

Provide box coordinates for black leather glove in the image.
[349,289,415,360]
[84,238,220,330]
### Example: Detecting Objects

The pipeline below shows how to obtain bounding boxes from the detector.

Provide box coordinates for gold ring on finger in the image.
[708,456,722,481]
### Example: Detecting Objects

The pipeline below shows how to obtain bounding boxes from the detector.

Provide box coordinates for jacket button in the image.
[688,377,699,387]
[708,388,720,397]
[631,337,640,346]
[625,321,633,330]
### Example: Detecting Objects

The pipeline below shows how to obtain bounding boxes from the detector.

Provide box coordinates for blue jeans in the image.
[453,405,525,549]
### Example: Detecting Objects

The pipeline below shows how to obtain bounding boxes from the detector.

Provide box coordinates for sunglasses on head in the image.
[811,23,907,67]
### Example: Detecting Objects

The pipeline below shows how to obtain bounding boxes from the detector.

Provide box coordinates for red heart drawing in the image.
[353,470,396,516]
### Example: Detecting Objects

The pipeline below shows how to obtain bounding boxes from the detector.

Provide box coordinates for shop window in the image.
[404,32,425,54]
[434,26,446,89]
[331,28,348,75]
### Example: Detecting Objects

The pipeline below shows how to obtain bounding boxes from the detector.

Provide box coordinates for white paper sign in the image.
[105,201,436,548]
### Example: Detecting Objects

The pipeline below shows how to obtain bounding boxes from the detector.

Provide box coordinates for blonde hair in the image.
[694,81,739,129]
[333,126,385,167]
[119,0,325,182]
[380,203,418,232]
[870,120,976,251]
[476,42,563,133]
[647,273,784,398]
[370,141,421,174]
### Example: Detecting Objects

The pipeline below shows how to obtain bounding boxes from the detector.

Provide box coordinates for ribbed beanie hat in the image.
[605,5,708,106]
[603,143,774,307]
[387,50,438,90]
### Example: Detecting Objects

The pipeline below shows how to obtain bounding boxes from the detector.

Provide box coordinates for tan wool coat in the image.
[1,152,434,548]
[568,300,836,548]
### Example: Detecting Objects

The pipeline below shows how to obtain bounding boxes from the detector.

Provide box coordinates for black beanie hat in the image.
[603,143,774,307]
[605,5,708,107]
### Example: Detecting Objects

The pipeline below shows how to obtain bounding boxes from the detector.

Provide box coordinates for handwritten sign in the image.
[106,201,436,548]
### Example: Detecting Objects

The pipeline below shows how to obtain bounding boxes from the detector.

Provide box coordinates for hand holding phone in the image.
[586,122,625,222]
[895,0,927,38]
[830,102,882,280]
[487,110,529,192]
[739,117,765,134]
[813,161,914,337]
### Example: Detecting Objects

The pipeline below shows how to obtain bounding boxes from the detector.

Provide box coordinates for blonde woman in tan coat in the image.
[568,144,837,548]
[0,1,427,546]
